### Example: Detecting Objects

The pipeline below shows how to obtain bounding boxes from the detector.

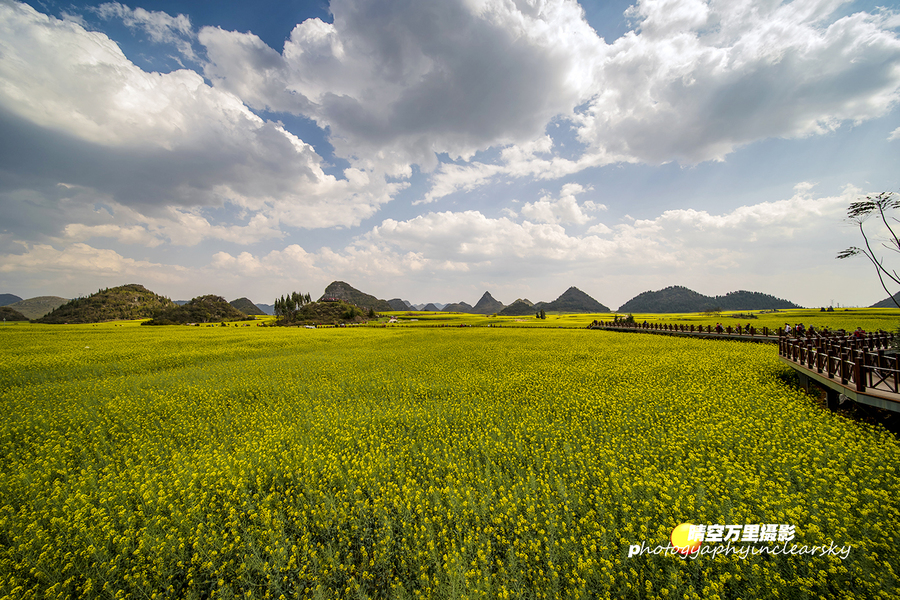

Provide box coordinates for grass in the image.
[375,307,900,333]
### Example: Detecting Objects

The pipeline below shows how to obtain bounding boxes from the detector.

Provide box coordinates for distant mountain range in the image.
[618,286,800,313]
[0,281,813,322]
[442,287,608,315]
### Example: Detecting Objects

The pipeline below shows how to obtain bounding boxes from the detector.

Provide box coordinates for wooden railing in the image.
[779,333,898,394]
[590,320,777,337]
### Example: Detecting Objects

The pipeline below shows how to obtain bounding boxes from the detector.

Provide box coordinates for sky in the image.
[1,0,900,310]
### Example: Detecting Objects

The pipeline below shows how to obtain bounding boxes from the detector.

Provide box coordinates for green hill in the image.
[442,301,474,313]
[144,295,251,325]
[498,299,535,316]
[871,293,900,309]
[6,296,69,319]
[618,286,800,313]
[0,306,28,321]
[471,292,505,314]
[230,297,266,316]
[319,281,392,311]
[275,300,368,326]
[387,298,411,310]
[618,286,710,313]
[714,290,800,310]
[35,285,174,323]
[0,294,22,306]
[537,287,609,313]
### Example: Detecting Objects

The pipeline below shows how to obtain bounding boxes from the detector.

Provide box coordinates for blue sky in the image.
[1,0,900,309]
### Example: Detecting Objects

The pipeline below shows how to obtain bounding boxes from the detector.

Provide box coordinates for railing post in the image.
[894,354,899,393]
[855,350,866,392]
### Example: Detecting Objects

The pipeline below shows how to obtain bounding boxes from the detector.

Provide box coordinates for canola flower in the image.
[0,323,898,599]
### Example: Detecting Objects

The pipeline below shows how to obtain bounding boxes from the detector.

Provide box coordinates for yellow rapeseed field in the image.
[0,323,898,599]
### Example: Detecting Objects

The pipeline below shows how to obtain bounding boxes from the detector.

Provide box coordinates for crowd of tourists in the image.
[784,322,873,339]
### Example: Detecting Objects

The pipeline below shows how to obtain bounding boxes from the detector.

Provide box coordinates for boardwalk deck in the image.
[778,334,900,413]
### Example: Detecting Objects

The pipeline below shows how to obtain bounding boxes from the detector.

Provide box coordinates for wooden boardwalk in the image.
[778,334,900,413]
[590,321,779,343]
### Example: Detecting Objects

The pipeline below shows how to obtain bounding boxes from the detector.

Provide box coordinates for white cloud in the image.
[0,242,190,290]
[200,0,604,175]
[422,0,900,201]
[20,181,854,307]
[61,207,286,247]
[355,183,858,272]
[0,2,397,232]
[94,2,196,59]
[520,182,605,225]
[578,0,900,164]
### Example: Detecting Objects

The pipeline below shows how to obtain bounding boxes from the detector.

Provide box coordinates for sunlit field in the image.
[1,322,899,599]
[378,307,900,333]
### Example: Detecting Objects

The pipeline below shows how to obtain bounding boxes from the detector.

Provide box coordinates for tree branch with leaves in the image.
[837,191,900,308]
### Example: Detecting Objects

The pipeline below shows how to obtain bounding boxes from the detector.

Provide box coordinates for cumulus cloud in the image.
[0,1,398,238]
[195,0,900,201]
[200,0,603,175]
[578,0,900,164]
[355,183,857,271]
[422,0,900,200]
[520,183,606,225]
[61,206,285,247]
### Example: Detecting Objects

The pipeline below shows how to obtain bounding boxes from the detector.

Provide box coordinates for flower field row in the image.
[0,323,898,599]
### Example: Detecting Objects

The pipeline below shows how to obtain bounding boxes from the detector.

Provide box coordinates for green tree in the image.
[274,291,312,323]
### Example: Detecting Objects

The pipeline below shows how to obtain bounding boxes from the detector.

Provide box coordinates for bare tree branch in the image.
[838,191,900,309]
